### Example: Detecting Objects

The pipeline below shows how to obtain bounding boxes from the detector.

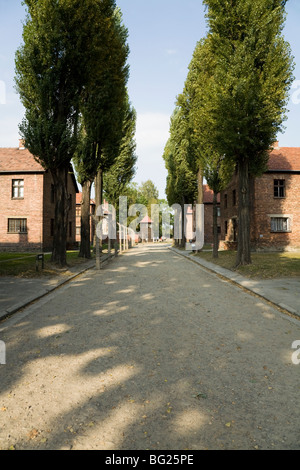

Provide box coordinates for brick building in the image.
[203,185,221,245]
[75,193,96,245]
[185,186,221,245]
[0,140,78,252]
[220,142,300,252]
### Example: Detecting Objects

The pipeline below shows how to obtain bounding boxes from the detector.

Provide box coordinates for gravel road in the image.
[0,244,299,450]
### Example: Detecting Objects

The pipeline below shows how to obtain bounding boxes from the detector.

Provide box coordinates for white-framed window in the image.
[12,179,24,199]
[8,218,27,233]
[270,217,291,233]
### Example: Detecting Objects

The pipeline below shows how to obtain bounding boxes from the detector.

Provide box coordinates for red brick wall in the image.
[0,172,44,251]
[75,202,96,245]
[0,171,77,252]
[220,173,239,249]
[253,173,300,251]
[43,172,77,251]
[220,172,300,251]
[204,203,221,245]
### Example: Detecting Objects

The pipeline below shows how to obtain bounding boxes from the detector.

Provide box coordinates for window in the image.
[225,221,228,235]
[51,184,55,204]
[224,194,228,209]
[8,218,27,233]
[232,218,237,242]
[274,179,285,198]
[217,207,221,218]
[69,221,72,237]
[50,219,54,237]
[233,190,237,206]
[271,217,290,232]
[12,180,24,199]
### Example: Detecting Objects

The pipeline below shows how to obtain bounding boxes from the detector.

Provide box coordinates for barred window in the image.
[12,180,24,199]
[8,218,27,233]
[271,217,290,232]
[274,180,285,198]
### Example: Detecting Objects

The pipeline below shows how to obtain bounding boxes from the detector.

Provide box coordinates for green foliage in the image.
[15,0,101,168]
[15,0,131,265]
[80,4,130,175]
[202,0,295,171]
[163,105,198,207]
[103,97,137,206]
[138,180,159,206]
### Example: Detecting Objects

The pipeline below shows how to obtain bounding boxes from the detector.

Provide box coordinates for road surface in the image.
[0,244,299,450]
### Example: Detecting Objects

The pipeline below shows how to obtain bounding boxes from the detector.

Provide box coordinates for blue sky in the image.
[1,0,300,198]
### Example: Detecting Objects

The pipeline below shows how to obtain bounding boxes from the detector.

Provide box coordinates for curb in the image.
[169,246,300,320]
[0,253,116,323]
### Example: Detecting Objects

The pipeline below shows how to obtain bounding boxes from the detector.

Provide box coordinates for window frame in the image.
[274,179,285,199]
[7,218,27,234]
[270,216,291,233]
[12,179,24,199]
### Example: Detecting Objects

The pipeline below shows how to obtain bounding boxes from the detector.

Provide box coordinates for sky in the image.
[0,1,300,199]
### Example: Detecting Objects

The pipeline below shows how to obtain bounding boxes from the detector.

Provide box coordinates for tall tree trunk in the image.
[180,198,186,249]
[51,166,69,267]
[93,168,103,251]
[197,168,203,204]
[197,168,203,252]
[79,179,92,258]
[236,156,252,266]
[94,168,103,210]
[213,191,219,259]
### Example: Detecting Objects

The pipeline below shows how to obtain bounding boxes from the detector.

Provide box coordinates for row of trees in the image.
[15,0,136,266]
[163,0,294,265]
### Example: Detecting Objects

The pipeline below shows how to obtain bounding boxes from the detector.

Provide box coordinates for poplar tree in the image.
[163,106,198,247]
[15,0,129,266]
[203,0,294,266]
[103,98,137,209]
[184,38,235,257]
[15,0,99,266]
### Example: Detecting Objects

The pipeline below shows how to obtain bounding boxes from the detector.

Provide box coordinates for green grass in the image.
[194,250,300,279]
[0,251,95,278]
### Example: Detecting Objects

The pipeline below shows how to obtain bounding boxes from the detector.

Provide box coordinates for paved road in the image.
[0,245,299,450]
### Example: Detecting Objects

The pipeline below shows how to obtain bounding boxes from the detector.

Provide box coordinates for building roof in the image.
[268,146,300,172]
[203,185,221,204]
[0,147,45,173]
[0,143,79,192]
[140,215,153,224]
[76,192,95,205]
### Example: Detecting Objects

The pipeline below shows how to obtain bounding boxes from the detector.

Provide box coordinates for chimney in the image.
[19,139,25,150]
[272,141,279,150]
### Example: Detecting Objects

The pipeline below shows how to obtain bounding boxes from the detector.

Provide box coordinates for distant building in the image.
[76,193,96,245]
[220,142,300,251]
[0,140,78,252]
[140,215,153,242]
[203,185,221,245]
[185,186,221,245]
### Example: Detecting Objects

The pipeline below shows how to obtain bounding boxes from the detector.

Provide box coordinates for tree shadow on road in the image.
[0,246,299,450]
